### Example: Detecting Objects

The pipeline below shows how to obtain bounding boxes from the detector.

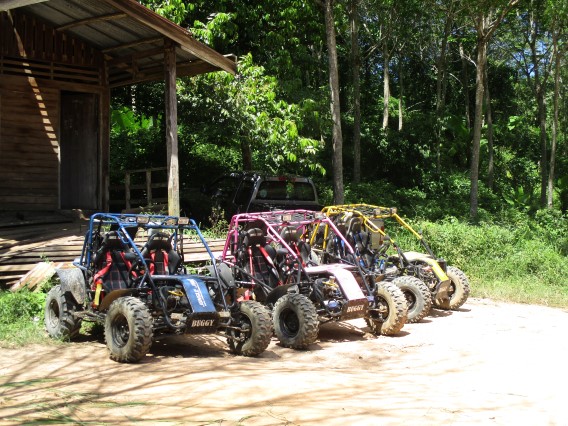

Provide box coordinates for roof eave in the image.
[101,0,237,75]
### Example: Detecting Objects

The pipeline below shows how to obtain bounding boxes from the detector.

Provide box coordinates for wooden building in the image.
[0,0,236,216]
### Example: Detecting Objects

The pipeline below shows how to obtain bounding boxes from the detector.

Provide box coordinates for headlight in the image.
[136,216,150,224]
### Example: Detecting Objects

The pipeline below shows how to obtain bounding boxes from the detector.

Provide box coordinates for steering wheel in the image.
[128,257,153,283]
[375,237,391,257]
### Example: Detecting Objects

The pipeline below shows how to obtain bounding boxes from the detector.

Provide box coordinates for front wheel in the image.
[435,266,470,310]
[273,293,319,349]
[44,285,82,340]
[392,275,432,323]
[104,297,153,363]
[366,281,407,336]
[227,301,273,356]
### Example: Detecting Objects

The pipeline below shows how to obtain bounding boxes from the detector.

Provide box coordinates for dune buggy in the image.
[312,206,432,323]
[321,204,470,311]
[44,213,272,363]
[219,209,407,350]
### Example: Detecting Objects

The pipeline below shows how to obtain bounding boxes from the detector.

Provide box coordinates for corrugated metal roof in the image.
[9,0,236,86]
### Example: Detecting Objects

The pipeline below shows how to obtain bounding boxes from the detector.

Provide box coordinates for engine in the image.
[314,277,345,315]
[158,285,190,313]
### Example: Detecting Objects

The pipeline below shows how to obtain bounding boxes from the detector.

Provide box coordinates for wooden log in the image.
[10,261,74,292]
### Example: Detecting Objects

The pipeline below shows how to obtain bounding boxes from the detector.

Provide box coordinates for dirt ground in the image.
[0,297,567,426]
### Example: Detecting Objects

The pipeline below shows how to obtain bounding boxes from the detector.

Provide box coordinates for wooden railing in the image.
[110,167,168,211]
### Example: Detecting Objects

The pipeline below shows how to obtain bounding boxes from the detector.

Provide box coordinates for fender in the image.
[98,288,138,311]
[265,283,296,306]
[403,251,449,282]
[55,267,86,305]
[404,251,452,304]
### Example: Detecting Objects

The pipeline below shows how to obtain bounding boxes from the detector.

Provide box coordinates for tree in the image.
[317,0,345,204]
[547,0,567,208]
[466,0,520,220]
[350,0,362,183]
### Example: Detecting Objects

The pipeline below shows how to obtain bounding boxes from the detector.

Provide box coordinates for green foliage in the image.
[175,53,325,183]
[410,216,568,307]
[0,290,47,346]
[109,106,164,184]
[140,0,188,24]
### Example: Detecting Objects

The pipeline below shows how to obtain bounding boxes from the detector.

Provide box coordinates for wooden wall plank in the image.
[0,74,60,210]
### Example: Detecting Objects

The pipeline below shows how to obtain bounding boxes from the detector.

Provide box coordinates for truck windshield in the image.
[256,181,316,201]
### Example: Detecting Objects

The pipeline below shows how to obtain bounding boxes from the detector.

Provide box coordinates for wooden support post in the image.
[125,172,131,210]
[164,39,179,216]
[100,59,110,212]
[146,169,152,205]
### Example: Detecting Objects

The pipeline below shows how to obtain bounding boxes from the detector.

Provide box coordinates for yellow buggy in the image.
[319,204,470,311]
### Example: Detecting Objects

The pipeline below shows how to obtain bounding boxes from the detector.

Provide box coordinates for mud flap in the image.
[434,279,452,307]
[55,267,86,305]
[180,277,220,334]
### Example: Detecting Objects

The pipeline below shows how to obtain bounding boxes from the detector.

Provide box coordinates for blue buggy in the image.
[44,213,272,362]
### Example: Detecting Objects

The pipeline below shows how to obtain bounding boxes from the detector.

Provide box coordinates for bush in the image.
[412,217,568,307]
[0,290,47,347]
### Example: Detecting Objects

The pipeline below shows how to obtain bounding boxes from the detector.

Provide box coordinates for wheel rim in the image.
[279,307,300,338]
[403,290,416,310]
[447,282,456,300]
[373,295,389,322]
[111,313,130,348]
[233,313,252,341]
[47,298,61,329]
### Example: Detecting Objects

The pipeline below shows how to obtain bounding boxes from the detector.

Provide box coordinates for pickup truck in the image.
[203,172,322,221]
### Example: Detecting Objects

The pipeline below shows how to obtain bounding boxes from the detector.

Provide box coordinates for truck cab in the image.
[205,172,321,221]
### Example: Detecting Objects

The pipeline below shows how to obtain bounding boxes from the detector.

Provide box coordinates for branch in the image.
[485,0,521,40]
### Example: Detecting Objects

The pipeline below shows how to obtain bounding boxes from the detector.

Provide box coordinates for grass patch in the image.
[408,217,568,308]
[0,289,51,348]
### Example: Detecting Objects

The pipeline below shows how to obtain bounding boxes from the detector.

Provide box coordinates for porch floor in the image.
[0,218,88,287]
[0,214,225,290]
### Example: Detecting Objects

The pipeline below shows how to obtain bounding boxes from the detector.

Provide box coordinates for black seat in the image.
[141,232,182,275]
[280,226,311,263]
[241,228,280,288]
[93,231,132,292]
[345,217,375,267]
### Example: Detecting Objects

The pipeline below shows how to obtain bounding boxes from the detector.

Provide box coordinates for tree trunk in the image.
[537,84,548,207]
[435,13,453,173]
[324,0,344,204]
[382,43,390,130]
[485,66,494,190]
[470,37,487,220]
[240,139,253,171]
[398,56,403,131]
[350,0,361,183]
[548,29,561,209]
[459,42,471,130]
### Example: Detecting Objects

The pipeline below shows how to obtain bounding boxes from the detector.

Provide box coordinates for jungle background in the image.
[104,0,568,306]
[5,0,568,342]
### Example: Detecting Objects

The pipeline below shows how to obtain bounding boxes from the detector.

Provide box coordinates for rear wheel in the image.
[227,301,273,356]
[44,285,82,340]
[435,266,470,310]
[273,293,319,349]
[392,275,432,323]
[104,297,153,363]
[366,281,407,336]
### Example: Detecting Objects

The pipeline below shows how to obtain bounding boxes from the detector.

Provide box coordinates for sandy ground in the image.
[0,297,567,426]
